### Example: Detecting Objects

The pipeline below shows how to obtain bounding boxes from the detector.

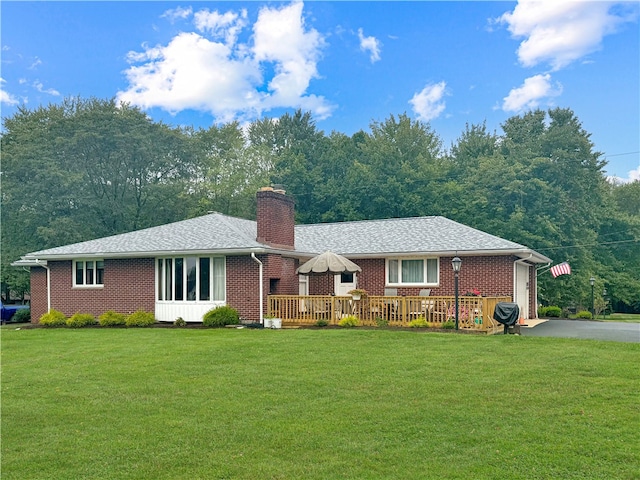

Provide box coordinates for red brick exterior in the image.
[30,267,48,322]
[529,264,538,318]
[305,255,541,317]
[29,253,537,323]
[30,258,155,323]
[308,256,515,297]
[226,254,299,321]
[256,190,295,249]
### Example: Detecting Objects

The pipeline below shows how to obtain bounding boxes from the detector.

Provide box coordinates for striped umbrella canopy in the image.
[296,251,362,275]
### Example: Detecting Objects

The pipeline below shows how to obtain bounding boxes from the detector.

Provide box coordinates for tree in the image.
[345,113,444,220]
[0,97,195,295]
[187,121,272,219]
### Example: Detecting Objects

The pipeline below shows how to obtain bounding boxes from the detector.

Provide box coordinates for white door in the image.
[334,272,357,296]
[514,263,530,320]
[299,275,309,312]
[299,275,309,296]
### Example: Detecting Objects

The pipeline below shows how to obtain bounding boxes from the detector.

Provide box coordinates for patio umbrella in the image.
[296,251,362,275]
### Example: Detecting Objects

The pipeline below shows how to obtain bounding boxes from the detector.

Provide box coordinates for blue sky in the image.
[2,1,639,181]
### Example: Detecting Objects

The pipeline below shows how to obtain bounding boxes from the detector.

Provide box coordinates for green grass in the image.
[597,313,640,323]
[2,328,638,479]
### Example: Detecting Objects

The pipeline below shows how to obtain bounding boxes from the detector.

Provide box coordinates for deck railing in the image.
[267,295,511,332]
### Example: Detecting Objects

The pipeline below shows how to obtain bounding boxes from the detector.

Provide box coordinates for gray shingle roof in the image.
[17,213,550,263]
[22,213,262,259]
[295,216,533,256]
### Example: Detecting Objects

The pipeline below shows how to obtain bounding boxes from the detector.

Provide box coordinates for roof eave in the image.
[339,248,551,263]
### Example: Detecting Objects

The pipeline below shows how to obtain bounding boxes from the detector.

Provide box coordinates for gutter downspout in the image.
[34,260,51,313]
[514,254,533,320]
[251,252,264,325]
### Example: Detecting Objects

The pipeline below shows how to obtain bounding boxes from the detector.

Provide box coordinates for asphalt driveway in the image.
[522,319,640,343]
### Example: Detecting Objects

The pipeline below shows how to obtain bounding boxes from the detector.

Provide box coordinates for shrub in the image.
[576,310,593,319]
[39,309,67,327]
[375,317,389,327]
[409,317,430,328]
[202,306,240,327]
[125,310,156,327]
[11,308,31,323]
[174,317,187,327]
[338,315,359,328]
[539,306,562,318]
[442,320,456,329]
[66,313,96,328]
[98,310,127,327]
[315,319,329,327]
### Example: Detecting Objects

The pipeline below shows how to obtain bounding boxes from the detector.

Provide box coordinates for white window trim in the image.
[386,257,440,287]
[156,256,226,304]
[73,259,105,288]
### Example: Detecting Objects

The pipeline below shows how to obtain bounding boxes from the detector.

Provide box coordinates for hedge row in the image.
[38,305,240,328]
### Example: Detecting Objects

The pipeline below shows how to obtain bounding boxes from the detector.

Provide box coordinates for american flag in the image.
[550,262,571,278]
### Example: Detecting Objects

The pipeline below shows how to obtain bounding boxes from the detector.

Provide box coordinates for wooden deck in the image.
[267,295,511,332]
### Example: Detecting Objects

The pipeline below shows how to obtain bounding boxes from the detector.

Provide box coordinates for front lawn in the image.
[2,328,638,479]
[598,313,640,323]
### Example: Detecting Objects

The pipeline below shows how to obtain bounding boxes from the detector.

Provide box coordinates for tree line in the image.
[2,97,638,311]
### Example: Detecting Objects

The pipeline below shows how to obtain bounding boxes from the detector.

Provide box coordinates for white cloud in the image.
[409,81,447,122]
[194,9,247,45]
[498,1,637,71]
[161,6,193,23]
[33,80,60,96]
[118,2,333,123]
[252,2,331,116]
[118,32,262,122]
[29,57,42,70]
[357,28,381,63]
[0,78,19,106]
[501,74,562,112]
[607,166,640,184]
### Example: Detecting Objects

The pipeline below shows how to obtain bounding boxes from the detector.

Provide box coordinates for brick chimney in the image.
[256,187,295,249]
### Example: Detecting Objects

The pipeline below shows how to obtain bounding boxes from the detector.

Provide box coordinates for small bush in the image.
[125,310,156,327]
[576,310,593,319]
[338,315,359,328]
[202,306,240,327]
[539,306,562,318]
[315,319,329,327]
[66,313,96,328]
[39,309,67,327]
[98,310,127,327]
[375,317,389,327]
[174,317,187,327]
[442,320,456,329]
[11,308,30,323]
[409,317,430,328]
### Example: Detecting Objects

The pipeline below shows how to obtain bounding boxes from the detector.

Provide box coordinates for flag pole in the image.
[536,263,552,275]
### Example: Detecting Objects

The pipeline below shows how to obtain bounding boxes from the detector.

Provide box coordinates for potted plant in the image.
[347,289,368,301]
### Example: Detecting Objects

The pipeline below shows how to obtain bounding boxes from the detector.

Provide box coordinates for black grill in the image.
[493,302,520,334]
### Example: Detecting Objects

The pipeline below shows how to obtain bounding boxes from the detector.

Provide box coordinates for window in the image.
[157,256,225,302]
[386,258,439,286]
[74,260,104,287]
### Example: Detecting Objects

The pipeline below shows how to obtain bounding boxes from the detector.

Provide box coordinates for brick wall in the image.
[529,265,538,318]
[227,253,298,321]
[30,258,155,323]
[30,267,48,322]
[28,252,531,324]
[307,255,515,299]
[256,190,295,249]
[226,255,259,320]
